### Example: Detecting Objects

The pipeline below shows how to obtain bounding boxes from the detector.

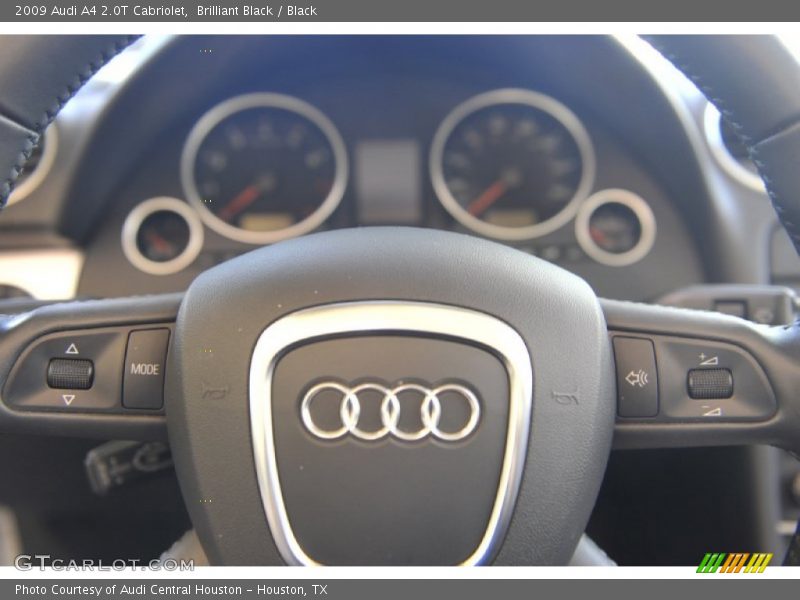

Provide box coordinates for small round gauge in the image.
[703,102,764,192]
[430,89,595,241]
[575,189,656,267]
[121,197,204,276]
[7,123,58,206]
[181,93,348,245]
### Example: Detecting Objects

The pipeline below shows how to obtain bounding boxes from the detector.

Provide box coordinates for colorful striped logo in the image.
[697,553,773,573]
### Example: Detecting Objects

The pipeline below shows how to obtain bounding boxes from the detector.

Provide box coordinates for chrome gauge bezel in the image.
[6,123,59,206]
[429,88,596,241]
[121,196,204,276]
[180,92,348,245]
[574,188,656,267]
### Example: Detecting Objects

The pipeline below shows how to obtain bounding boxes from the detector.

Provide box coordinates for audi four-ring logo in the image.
[300,381,481,442]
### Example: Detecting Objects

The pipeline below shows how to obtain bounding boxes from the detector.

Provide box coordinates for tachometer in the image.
[181,93,348,244]
[430,89,595,241]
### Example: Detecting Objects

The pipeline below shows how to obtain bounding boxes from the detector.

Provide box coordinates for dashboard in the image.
[1,35,730,303]
[5,35,796,307]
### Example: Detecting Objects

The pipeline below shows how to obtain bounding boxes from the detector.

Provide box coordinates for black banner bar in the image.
[4,579,800,600]
[3,0,800,22]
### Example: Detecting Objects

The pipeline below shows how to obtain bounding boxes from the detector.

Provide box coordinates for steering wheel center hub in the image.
[166,227,614,565]
[250,301,530,565]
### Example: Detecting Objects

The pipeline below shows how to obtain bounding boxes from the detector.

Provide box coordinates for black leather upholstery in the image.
[646,36,800,145]
[0,115,38,204]
[751,123,800,254]
[0,35,136,204]
[647,35,800,254]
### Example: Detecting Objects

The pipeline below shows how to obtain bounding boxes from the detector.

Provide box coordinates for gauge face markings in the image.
[121,197,204,276]
[587,202,642,255]
[574,189,656,267]
[443,106,580,225]
[181,93,347,245]
[431,89,595,241]
[195,107,333,232]
[136,210,191,263]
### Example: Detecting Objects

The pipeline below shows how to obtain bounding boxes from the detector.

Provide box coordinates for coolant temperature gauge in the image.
[122,197,204,276]
[575,189,656,267]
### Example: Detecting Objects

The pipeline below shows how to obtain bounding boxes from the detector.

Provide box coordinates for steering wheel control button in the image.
[122,329,170,410]
[612,336,659,418]
[3,329,127,412]
[656,338,775,420]
[687,368,734,400]
[613,335,776,422]
[46,358,94,390]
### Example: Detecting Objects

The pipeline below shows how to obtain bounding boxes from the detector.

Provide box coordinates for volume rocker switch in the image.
[613,336,659,418]
[687,368,734,399]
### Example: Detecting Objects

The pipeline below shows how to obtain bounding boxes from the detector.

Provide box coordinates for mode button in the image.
[123,329,170,410]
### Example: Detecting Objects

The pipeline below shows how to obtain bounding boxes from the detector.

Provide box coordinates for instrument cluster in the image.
[118,86,659,278]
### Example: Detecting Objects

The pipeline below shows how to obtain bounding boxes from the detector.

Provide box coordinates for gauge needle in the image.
[144,230,174,255]
[219,184,261,221]
[467,179,508,217]
[589,226,611,246]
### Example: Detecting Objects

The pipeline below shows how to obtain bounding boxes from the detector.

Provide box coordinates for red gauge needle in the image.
[589,226,611,246]
[219,184,261,222]
[144,230,174,255]
[467,179,508,217]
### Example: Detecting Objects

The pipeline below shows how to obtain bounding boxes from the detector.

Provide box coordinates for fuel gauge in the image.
[575,189,655,267]
[122,197,204,275]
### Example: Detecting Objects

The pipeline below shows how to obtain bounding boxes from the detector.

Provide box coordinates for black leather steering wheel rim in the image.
[645,35,800,254]
[0,35,139,203]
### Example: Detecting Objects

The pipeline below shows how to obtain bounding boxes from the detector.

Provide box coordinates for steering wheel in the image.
[0,35,799,566]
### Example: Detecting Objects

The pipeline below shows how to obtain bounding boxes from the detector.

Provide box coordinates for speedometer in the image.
[181,93,348,245]
[430,89,595,241]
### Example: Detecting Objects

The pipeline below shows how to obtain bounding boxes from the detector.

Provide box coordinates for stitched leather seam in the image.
[0,35,137,208]
[750,145,800,252]
[751,123,800,251]
[646,37,800,253]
